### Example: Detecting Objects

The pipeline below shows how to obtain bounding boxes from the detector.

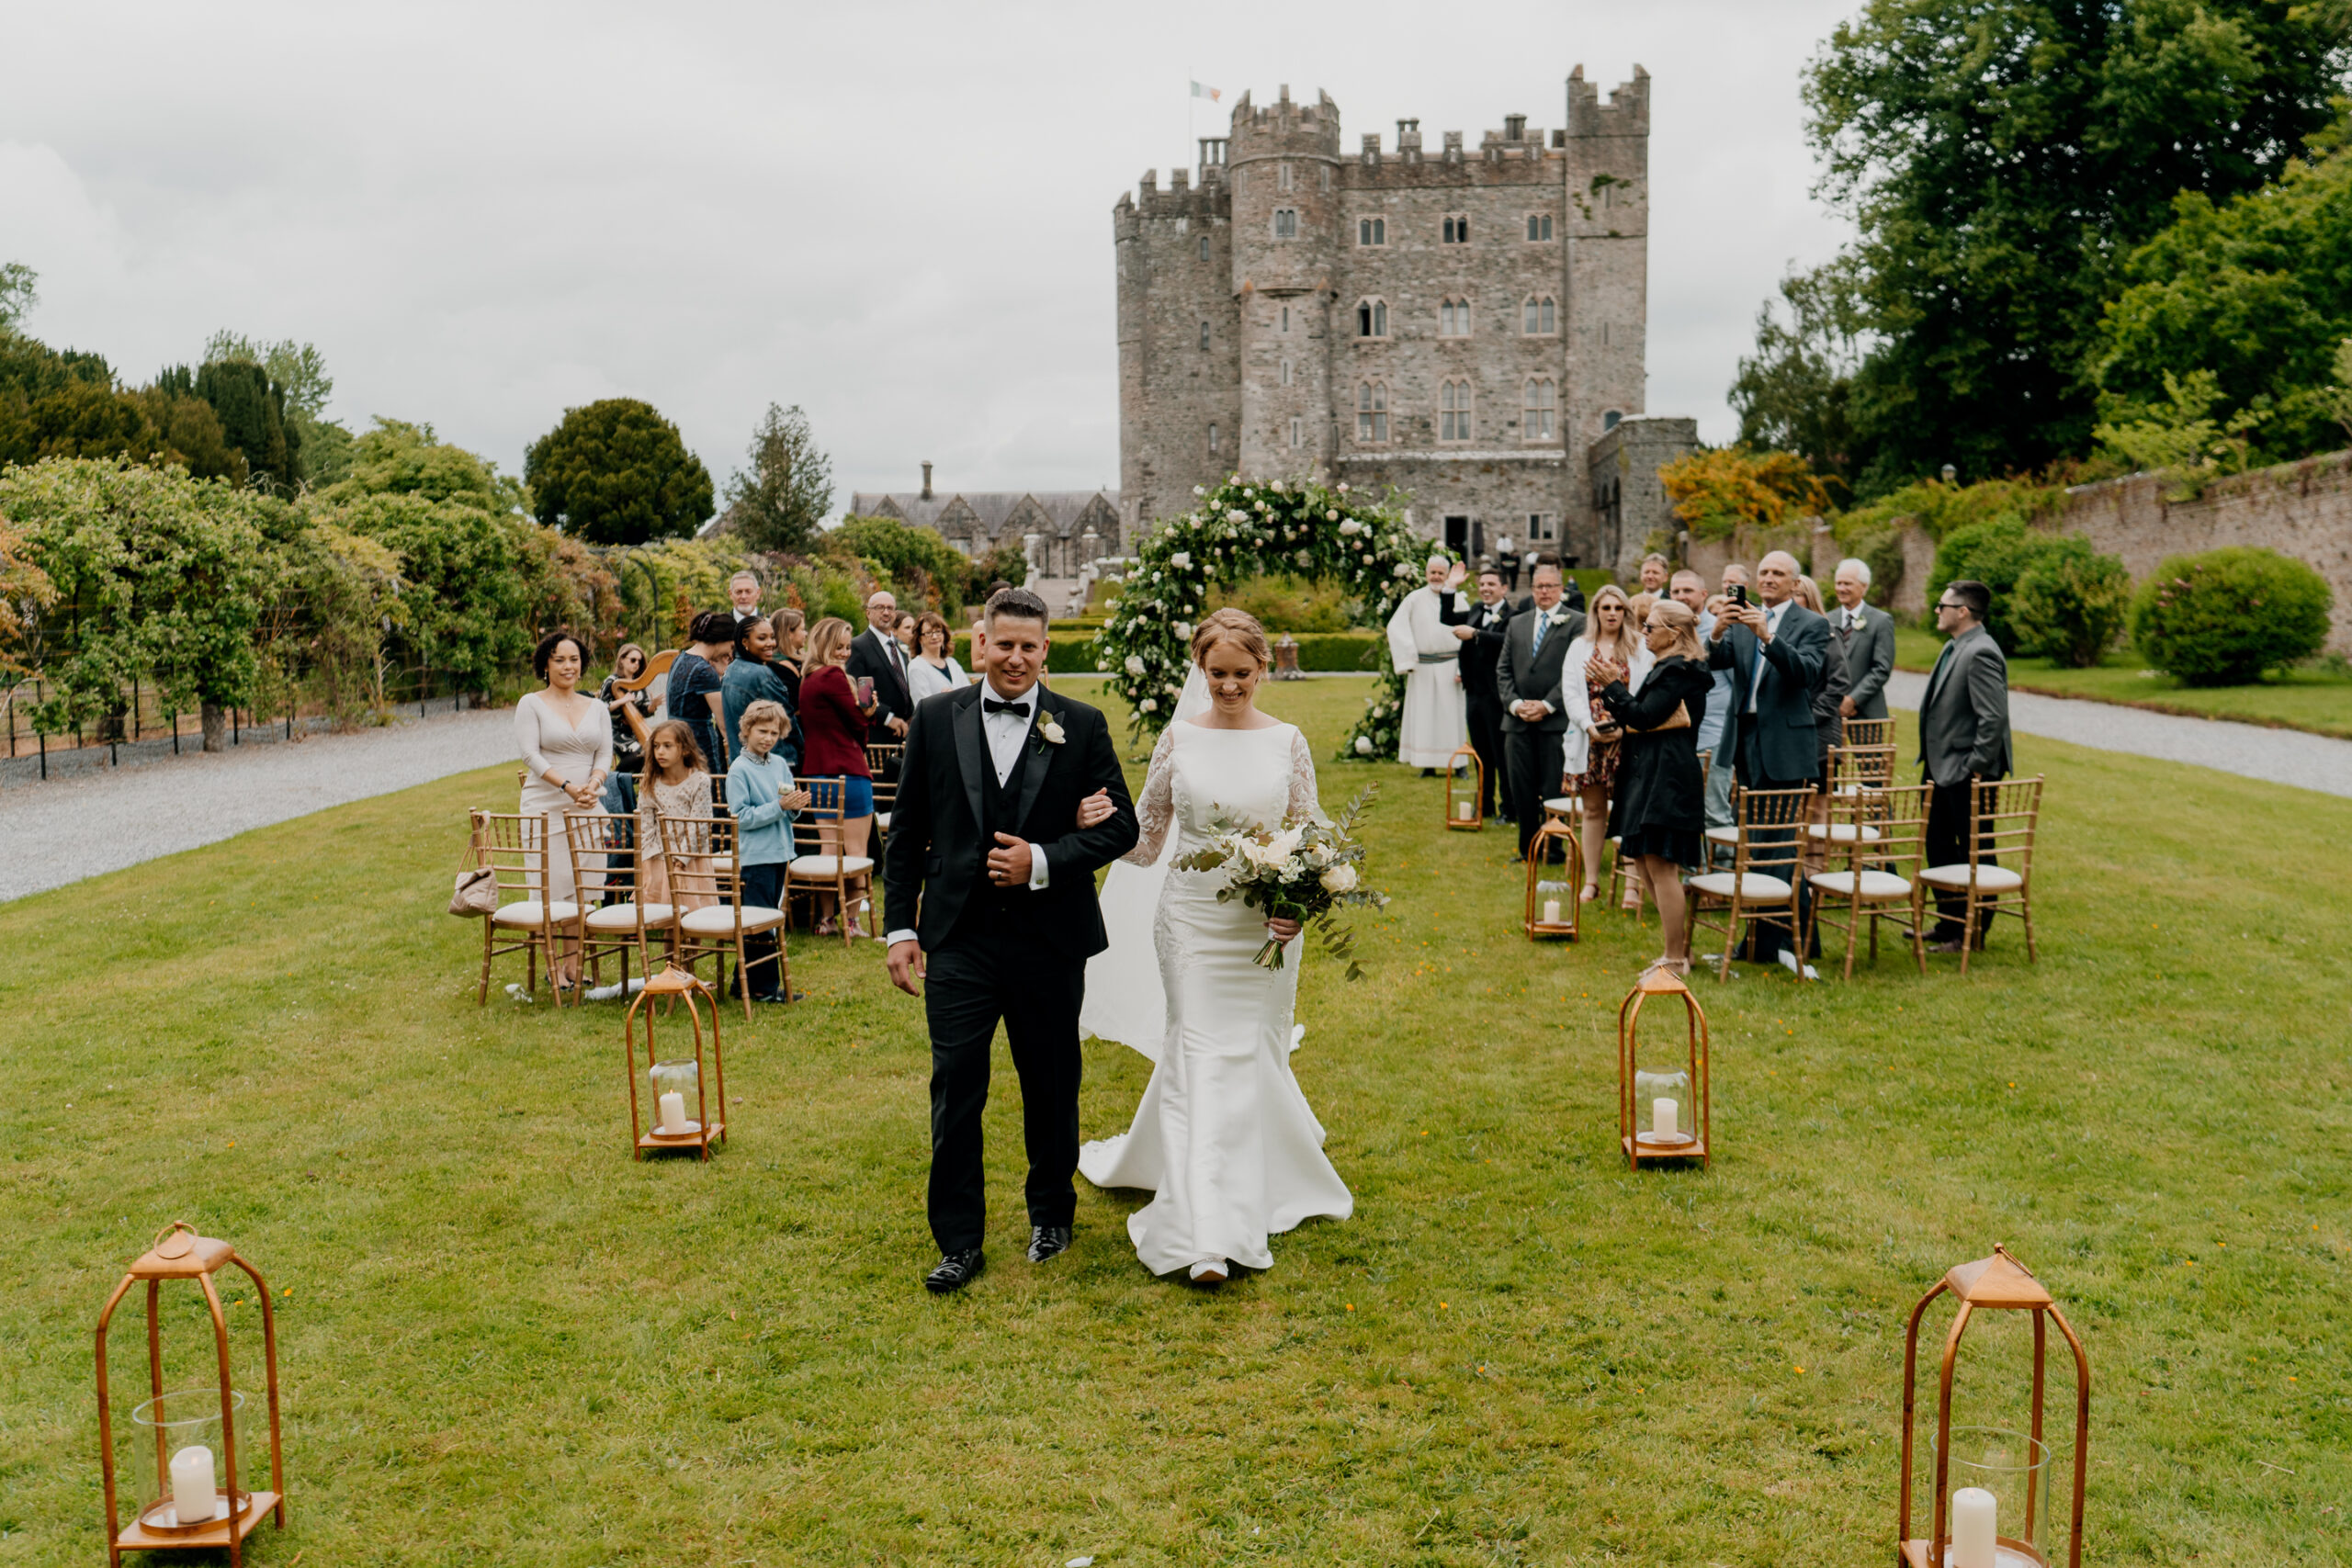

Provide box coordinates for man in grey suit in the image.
[1497,561,1586,860]
[1917,579,2013,951]
[1830,558,1896,722]
[1707,549,1829,965]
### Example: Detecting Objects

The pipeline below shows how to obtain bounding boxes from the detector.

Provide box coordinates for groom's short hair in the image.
[984,587,1051,629]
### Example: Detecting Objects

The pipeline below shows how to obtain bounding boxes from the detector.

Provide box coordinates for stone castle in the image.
[1114,70,1689,572]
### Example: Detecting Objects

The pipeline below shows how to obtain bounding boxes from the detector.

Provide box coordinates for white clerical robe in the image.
[1385,585,1468,768]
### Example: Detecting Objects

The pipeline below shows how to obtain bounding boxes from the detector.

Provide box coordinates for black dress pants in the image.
[923,915,1084,1254]
[1924,773,1998,942]
[1506,727,1566,858]
[1464,694,1510,820]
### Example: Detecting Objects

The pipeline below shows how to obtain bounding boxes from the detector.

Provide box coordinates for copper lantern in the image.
[626,963,729,1159]
[95,1222,286,1565]
[1523,812,1582,941]
[1899,1246,2090,1568]
[1443,744,1484,829]
[1617,967,1709,1168]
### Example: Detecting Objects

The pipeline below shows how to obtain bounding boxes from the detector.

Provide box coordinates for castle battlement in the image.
[1229,85,1341,163]
[1567,63,1650,137]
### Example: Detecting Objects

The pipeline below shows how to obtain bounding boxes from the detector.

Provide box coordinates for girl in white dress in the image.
[1080,609,1354,1283]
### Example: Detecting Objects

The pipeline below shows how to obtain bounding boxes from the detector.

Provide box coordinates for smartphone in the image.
[1730,583,1750,609]
[854,675,876,705]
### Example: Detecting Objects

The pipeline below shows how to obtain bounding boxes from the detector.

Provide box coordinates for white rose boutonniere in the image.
[1034,710,1068,753]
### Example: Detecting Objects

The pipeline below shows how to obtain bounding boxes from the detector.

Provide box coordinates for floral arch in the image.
[1093,475,1441,761]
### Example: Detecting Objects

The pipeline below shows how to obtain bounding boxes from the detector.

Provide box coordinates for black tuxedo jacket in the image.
[1440,592,1516,705]
[1706,600,1829,781]
[846,626,914,729]
[1496,604,1586,732]
[882,683,1137,959]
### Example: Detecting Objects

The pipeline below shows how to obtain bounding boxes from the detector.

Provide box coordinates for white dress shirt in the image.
[1748,600,1789,713]
[883,683,1051,948]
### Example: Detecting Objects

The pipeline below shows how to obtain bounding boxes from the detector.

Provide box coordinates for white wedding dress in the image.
[1077,715,1354,1275]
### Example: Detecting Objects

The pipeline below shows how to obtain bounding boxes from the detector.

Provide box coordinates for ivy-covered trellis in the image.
[1093,475,1442,761]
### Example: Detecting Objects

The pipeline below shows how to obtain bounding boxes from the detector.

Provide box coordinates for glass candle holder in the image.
[1633,1066,1693,1145]
[130,1388,248,1530]
[1928,1426,2050,1567]
[1534,879,1571,926]
[649,1059,700,1135]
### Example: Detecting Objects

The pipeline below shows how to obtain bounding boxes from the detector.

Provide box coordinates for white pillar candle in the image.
[657,1091,688,1134]
[169,1444,215,1526]
[1951,1486,1996,1568]
[1456,799,1475,819]
[1652,1098,1678,1138]
[1542,898,1561,924]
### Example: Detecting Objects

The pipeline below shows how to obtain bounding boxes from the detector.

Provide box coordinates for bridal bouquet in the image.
[1171,785,1388,975]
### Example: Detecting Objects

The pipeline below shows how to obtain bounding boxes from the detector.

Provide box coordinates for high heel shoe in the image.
[1189,1258,1228,1284]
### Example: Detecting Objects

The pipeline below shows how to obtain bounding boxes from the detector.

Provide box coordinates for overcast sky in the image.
[0,0,1857,511]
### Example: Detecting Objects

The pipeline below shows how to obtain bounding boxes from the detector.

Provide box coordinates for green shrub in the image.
[2129,546,2334,686]
[1927,516,2056,655]
[1206,570,1358,632]
[2009,536,2132,668]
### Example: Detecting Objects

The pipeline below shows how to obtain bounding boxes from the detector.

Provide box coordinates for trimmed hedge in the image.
[2129,546,2333,685]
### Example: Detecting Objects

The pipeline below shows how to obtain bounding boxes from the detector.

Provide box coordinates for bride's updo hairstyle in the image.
[1191,607,1272,670]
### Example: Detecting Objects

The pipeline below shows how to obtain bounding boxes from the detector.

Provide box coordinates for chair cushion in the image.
[1543,796,1579,814]
[1687,871,1793,900]
[492,900,580,927]
[875,812,891,830]
[1919,863,2024,892]
[1806,823,1884,842]
[1703,826,1740,845]
[788,855,876,878]
[678,905,786,936]
[584,902,674,931]
[1808,870,1913,898]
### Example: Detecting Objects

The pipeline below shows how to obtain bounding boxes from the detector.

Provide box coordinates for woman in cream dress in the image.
[514,632,615,993]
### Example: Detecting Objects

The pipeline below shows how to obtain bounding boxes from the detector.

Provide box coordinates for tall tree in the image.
[719,402,833,553]
[0,261,39,334]
[190,359,300,492]
[524,398,714,546]
[205,331,352,487]
[1792,0,2351,494]
[1729,255,1870,494]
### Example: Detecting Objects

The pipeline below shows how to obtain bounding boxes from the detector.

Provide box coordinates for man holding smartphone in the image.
[849,591,915,739]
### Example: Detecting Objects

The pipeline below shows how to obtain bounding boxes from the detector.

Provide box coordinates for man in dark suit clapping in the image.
[1497,561,1586,860]
[1442,563,1517,823]
[1707,549,1829,966]
[1917,579,2013,951]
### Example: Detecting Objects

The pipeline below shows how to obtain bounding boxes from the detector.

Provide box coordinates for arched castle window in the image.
[1602,409,1623,431]
[1526,213,1555,242]
[1272,208,1298,240]
[1208,423,1220,453]
[1440,296,1473,337]
[1355,299,1388,338]
[1357,216,1385,246]
[1521,295,1557,335]
[1199,321,1211,351]
[1289,417,1303,449]
[1442,214,1470,244]
[1198,235,1209,260]
[1523,378,1557,441]
[1441,379,1474,443]
[1281,358,1293,387]
[1278,162,1295,192]
[1356,381,1388,444]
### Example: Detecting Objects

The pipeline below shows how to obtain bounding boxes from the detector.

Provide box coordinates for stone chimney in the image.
[921,461,933,501]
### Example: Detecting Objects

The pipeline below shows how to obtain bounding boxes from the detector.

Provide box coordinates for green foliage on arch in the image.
[1092,475,1440,761]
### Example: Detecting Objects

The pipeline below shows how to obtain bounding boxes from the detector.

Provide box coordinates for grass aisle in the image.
[3,677,2346,1565]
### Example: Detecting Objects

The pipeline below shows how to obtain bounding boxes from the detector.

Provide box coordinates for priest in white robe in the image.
[1385,556,1470,770]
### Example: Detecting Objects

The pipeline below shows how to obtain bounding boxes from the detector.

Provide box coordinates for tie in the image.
[1531,616,1548,658]
[984,698,1028,717]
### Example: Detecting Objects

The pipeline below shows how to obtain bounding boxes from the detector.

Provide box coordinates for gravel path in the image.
[0,708,518,903]
[1883,671,2352,798]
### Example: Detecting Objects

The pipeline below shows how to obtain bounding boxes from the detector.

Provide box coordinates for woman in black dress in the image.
[1589,597,1714,976]
[598,643,653,798]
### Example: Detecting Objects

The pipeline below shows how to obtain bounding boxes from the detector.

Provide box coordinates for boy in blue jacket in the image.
[725,700,809,1002]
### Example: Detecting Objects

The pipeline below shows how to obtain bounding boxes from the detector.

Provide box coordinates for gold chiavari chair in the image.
[1919,774,2043,974]
[1684,784,1815,981]
[1841,716,1894,749]
[661,812,790,1021]
[865,742,903,841]
[1804,782,1931,980]
[785,776,876,947]
[472,809,584,1007]
[564,810,675,998]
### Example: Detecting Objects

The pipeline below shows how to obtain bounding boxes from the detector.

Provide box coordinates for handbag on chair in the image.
[448,811,499,917]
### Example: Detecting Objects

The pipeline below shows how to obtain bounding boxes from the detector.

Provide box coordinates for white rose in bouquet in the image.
[1319,863,1359,895]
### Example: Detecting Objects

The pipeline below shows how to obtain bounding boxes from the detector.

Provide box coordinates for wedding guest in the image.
[1794,575,1851,780]
[667,610,735,773]
[1497,562,1586,860]
[1638,553,1670,595]
[515,630,614,996]
[848,590,914,740]
[908,611,969,703]
[1670,572,1725,786]
[894,614,920,663]
[1700,562,1752,860]
[797,615,880,936]
[1441,563,1516,821]
[770,608,808,706]
[1591,598,1713,976]
[599,642,652,787]
[1832,558,1895,722]
[728,570,763,623]
[724,613,799,770]
[1918,579,2013,952]
[1559,585,1651,905]
[637,719,717,912]
[724,699,811,1003]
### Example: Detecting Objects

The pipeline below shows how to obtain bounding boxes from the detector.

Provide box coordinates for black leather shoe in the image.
[1027,1225,1071,1264]
[1927,937,1966,953]
[923,1247,984,1293]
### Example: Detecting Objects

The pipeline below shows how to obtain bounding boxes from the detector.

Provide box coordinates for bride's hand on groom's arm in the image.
[1074,788,1114,829]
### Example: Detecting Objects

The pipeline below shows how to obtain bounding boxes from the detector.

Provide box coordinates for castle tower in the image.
[1114,148,1238,547]
[1563,66,1652,570]
[1226,86,1342,480]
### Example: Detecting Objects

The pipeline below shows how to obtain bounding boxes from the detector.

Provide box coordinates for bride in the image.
[1078,608,1353,1283]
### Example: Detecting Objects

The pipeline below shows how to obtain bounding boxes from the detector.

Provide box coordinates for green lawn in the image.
[4,677,2346,1565]
[1894,626,2352,737]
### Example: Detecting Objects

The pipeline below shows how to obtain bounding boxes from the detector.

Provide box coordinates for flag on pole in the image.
[1190,81,1222,103]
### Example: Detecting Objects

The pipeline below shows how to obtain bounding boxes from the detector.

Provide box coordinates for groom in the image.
[883,588,1138,1292]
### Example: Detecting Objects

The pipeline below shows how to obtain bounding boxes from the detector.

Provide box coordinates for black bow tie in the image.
[983,698,1029,717]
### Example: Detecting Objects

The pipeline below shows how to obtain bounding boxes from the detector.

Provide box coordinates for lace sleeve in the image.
[1286,726,1322,821]
[1123,725,1180,865]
